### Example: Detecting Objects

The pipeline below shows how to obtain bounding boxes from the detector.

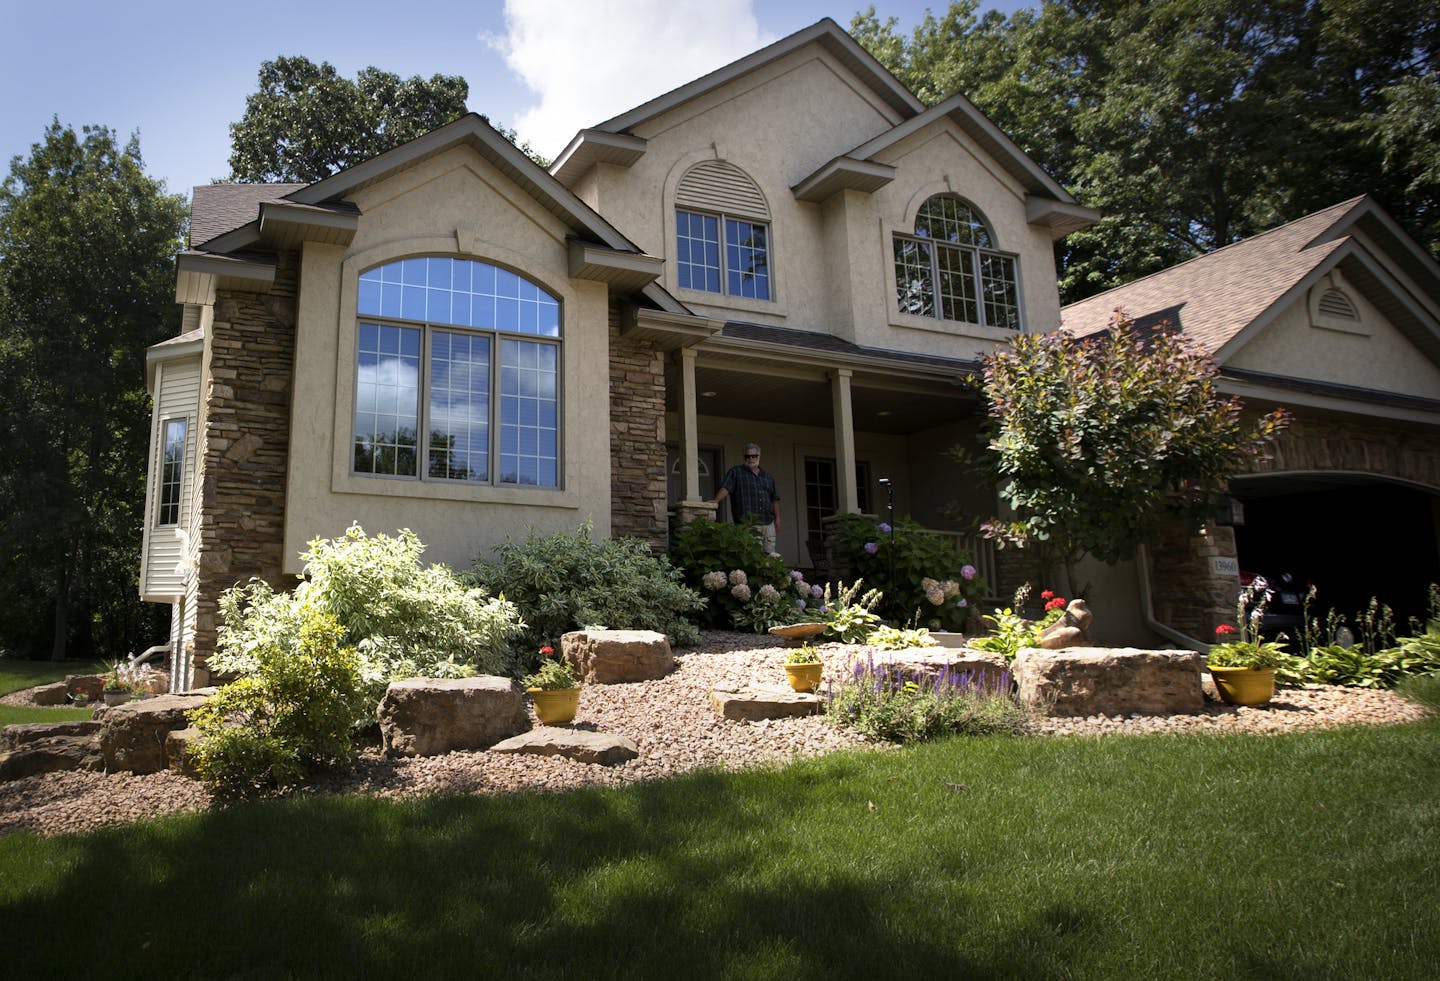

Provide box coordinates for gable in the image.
[1226,268,1440,401]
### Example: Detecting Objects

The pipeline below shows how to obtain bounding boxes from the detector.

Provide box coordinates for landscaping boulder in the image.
[1011,647,1204,717]
[710,683,823,721]
[27,682,71,707]
[65,673,106,702]
[490,727,639,765]
[1,721,104,780]
[562,629,674,684]
[165,727,203,779]
[377,676,529,758]
[98,693,211,774]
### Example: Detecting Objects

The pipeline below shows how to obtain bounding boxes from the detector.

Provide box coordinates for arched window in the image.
[674,161,772,300]
[893,196,1020,330]
[353,257,560,487]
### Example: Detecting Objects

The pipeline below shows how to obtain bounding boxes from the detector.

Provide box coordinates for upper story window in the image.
[354,257,560,488]
[674,160,771,301]
[894,195,1020,330]
[157,418,186,526]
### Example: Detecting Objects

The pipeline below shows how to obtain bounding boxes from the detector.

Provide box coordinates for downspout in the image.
[1135,545,1210,653]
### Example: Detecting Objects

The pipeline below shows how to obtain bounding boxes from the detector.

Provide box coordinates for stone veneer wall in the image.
[1146,523,1239,642]
[608,301,670,549]
[1243,413,1440,487]
[191,252,298,659]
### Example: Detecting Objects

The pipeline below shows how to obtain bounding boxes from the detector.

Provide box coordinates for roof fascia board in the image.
[258,201,360,237]
[592,19,922,136]
[197,221,263,254]
[549,129,648,186]
[175,251,276,288]
[1218,373,1440,427]
[791,156,897,202]
[850,94,1077,204]
[286,115,659,276]
[698,331,979,381]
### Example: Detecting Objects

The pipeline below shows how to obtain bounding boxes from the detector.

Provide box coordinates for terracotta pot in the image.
[1209,666,1276,706]
[783,662,823,693]
[528,686,580,725]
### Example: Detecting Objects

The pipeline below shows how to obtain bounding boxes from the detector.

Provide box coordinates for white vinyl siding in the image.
[140,357,200,599]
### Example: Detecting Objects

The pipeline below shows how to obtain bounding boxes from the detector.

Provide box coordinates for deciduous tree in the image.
[0,121,187,659]
[979,315,1289,595]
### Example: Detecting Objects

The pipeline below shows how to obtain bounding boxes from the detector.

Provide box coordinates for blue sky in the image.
[1,1,1031,201]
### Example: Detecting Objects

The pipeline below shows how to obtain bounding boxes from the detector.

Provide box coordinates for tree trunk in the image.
[50,567,68,661]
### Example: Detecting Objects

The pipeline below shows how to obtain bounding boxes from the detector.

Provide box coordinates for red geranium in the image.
[1214,624,1236,636]
[1044,597,1067,612]
[539,645,555,656]
[1040,590,1055,600]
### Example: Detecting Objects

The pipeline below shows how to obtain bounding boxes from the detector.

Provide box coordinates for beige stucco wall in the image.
[582,41,1062,361]
[283,145,614,575]
[1227,270,1440,398]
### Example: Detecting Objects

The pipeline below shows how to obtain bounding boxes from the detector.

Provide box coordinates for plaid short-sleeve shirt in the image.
[721,465,779,525]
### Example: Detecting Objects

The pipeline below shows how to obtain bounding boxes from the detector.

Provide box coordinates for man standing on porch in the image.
[712,443,782,553]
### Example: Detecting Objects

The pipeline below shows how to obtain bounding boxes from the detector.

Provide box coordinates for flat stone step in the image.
[710,683,823,722]
[3,721,102,751]
[489,727,639,765]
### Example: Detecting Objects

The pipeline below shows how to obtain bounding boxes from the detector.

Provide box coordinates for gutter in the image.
[1135,545,1210,653]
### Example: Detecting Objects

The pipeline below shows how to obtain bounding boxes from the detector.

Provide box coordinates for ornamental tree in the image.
[980,313,1289,595]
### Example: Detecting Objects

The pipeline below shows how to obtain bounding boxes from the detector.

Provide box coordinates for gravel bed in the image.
[1,632,1430,838]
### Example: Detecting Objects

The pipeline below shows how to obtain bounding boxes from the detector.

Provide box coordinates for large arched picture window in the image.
[353,256,560,488]
[893,195,1020,330]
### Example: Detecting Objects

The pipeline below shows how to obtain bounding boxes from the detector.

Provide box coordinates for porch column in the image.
[829,368,859,513]
[679,346,701,501]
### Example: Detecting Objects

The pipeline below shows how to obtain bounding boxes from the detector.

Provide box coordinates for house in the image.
[139,17,1178,689]
[1062,196,1440,640]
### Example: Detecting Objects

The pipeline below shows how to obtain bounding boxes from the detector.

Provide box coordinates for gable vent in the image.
[1317,288,1358,321]
[676,161,769,219]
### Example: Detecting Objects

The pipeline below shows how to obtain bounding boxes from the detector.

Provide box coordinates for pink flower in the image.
[961,565,977,581]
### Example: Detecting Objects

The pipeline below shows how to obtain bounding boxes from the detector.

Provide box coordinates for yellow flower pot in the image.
[783,662,823,693]
[528,686,580,724]
[1209,666,1276,707]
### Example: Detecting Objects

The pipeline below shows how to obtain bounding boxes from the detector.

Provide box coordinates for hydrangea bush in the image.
[826,513,983,629]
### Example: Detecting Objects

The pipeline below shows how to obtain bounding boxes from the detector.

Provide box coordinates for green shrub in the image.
[190,612,367,797]
[826,514,981,628]
[825,651,1021,742]
[816,580,884,643]
[213,525,523,688]
[471,523,703,658]
[672,519,823,633]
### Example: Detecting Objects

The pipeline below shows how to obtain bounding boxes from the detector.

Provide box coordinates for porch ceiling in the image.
[668,363,982,435]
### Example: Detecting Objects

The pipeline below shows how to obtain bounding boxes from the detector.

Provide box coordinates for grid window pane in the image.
[980,253,1020,331]
[676,210,720,293]
[428,330,490,481]
[158,419,186,525]
[725,219,770,299]
[353,322,420,477]
[359,258,560,336]
[915,195,992,247]
[499,339,559,488]
[936,244,979,324]
[893,237,935,317]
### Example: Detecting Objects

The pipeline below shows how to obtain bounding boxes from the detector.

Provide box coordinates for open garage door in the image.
[1230,475,1440,633]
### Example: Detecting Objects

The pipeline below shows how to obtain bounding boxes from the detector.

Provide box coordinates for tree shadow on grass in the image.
[1,758,1113,979]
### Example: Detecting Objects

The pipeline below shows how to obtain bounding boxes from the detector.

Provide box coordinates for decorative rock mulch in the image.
[1,632,1432,838]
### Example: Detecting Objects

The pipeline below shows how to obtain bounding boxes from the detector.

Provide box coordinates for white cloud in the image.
[492,0,774,160]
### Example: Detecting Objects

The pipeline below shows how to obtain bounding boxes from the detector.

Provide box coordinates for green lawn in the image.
[0,658,103,727]
[3,688,1437,979]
